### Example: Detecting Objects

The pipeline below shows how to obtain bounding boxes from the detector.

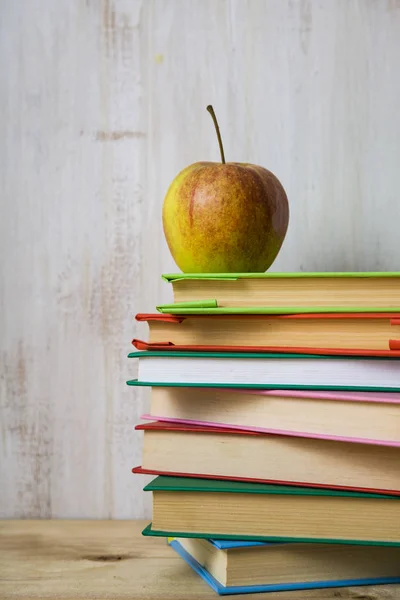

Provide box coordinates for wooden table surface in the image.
[0,520,399,599]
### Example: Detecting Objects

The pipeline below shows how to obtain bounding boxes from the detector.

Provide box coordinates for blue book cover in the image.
[210,539,274,550]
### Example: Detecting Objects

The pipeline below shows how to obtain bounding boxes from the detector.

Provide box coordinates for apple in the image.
[162,106,289,273]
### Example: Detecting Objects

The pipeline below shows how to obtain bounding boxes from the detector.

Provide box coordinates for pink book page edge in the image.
[140,414,400,448]
[204,388,400,404]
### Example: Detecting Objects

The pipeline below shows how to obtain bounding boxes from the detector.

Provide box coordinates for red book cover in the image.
[135,313,400,322]
[132,338,400,356]
[132,465,400,497]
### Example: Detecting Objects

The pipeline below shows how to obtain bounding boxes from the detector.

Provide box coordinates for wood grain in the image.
[0,520,399,599]
[1,0,400,519]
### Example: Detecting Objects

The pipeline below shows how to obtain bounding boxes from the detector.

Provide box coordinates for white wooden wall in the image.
[1,0,399,519]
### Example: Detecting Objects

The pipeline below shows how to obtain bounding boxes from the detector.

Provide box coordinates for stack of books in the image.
[128,272,400,595]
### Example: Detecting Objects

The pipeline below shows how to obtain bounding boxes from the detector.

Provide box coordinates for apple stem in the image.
[207,105,226,164]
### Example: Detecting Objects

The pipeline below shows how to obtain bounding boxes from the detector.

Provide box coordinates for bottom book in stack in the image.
[168,537,400,595]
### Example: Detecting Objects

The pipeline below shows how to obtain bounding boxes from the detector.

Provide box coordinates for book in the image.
[127,350,400,391]
[141,387,400,446]
[169,537,400,594]
[135,312,400,352]
[134,421,400,493]
[158,272,400,314]
[143,476,400,545]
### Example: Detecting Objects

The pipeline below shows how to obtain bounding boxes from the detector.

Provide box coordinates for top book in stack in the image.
[157,272,400,314]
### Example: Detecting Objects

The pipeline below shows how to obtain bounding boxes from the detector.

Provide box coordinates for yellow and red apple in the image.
[162,106,289,273]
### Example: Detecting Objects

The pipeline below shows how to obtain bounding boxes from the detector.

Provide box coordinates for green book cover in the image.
[156,305,400,314]
[162,272,400,282]
[144,475,398,498]
[127,379,400,391]
[127,350,400,361]
[142,523,400,547]
[141,523,400,547]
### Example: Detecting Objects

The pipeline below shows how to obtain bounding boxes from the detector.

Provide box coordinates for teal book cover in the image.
[143,476,400,546]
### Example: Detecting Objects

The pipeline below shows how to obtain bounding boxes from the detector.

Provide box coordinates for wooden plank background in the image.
[0,0,399,519]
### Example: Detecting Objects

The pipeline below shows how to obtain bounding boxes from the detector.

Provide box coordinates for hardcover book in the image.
[127,350,400,391]
[143,476,400,545]
[141,387,400,446]
[135,312,400,353]
[158,272,400,314]
[134,421,400,493]
[169,537,400,595]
